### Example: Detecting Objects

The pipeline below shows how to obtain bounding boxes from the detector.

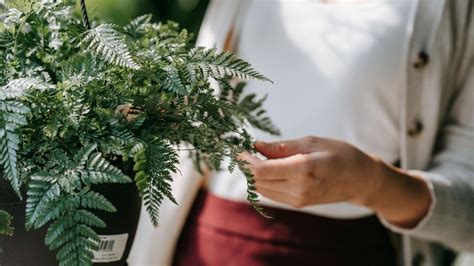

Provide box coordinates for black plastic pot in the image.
[0,177,141,266]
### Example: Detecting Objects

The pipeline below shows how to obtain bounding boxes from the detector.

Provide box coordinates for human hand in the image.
[239,136,382,208]
[240,136,431,228]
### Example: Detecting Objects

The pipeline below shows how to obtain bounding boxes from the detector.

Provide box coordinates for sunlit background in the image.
[84,0,209,38]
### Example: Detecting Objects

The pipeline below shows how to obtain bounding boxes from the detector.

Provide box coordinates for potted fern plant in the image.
[0,1,278,265]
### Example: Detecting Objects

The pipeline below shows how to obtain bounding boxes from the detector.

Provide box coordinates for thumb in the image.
[255,138,318,159]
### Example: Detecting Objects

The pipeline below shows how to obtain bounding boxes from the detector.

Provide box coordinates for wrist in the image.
[368,163,432,228]
[355,157,389,207]
[349,155,387,207]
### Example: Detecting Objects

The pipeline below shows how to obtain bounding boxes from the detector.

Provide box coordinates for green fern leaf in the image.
[82,153,132,185]
[34,196,80,229]
[0,128,21,195]
[239,94,280,135]
[72,144,131,185]
[45,216,72,246]
[25,178,61,229]
[49,227,76,249]
[0,78,39,197]
[133,140,179,226]
[79,190,116,212]
[73,144,97,170]
[236,158,271,218]
[43,191,111,266]
[187,47,271,82]
[129,142,144,154]
[161,66,187,94]
[73,210,106,228]
[56,238,96,264]
[81,24,140,70]
[124,14,152,36]
[219,81,280,136]
[0,78,48,100]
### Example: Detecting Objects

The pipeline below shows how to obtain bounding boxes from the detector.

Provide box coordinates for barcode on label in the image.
[98,240,115,252]
[92,233,129,263]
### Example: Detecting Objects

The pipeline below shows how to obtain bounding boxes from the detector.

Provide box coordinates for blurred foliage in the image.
[85,0,209,39]
[3,0,209,36]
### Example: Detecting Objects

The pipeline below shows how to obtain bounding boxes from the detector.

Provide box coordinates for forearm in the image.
[367,161,432,229]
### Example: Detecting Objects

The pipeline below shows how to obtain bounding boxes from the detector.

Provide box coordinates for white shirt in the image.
[207,0,415,218]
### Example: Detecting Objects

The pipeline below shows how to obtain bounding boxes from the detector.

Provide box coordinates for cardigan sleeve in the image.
[379,33,474,251]
[379,1,474,251]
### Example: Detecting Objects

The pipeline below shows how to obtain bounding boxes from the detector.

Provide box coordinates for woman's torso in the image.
[207,0,417,219]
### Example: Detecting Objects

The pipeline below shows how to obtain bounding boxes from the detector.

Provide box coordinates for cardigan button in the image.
[413,51,430,68]
[408,118,424,137]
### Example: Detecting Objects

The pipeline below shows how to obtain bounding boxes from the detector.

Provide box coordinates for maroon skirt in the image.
[173,190,395,266]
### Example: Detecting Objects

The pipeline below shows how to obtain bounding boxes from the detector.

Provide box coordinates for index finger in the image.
[243,153,310,181]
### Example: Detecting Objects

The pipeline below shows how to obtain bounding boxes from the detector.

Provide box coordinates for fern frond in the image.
[187,47,271,82]
[161,66,187,94]
[26,153,119,265]
[125,141,144,161]
[60,55,105,86]
[0,78,48,197]
[218,81,280,136]
[34,196,79,229]
[41,189,113,266]
[0,78,48,99]
[79,190,116,212]
[73,143,97,169]
[39,185,114,266]
[0,28,14,51]
[71,143,131,185]
[82,153,132,185]
[98,113,138,156]
[133,140,179,226]
[0,101,29,115]
[81,24,140,70]
[239,94,280,135]
[111,126,135,146]
[124,14,152,36]
[236,158,271,218]
[25,177,61,229]
[73,210,106,228]
[0,113,28,197]
[46,212,99,266]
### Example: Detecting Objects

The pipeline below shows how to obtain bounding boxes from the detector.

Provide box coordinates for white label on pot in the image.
[92,233,129,263]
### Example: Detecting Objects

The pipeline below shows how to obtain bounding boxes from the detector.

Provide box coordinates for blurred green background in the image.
[84,0,209,39]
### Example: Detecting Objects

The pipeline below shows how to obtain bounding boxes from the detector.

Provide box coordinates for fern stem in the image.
[13,10,34,53]
[80,0,91,30]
